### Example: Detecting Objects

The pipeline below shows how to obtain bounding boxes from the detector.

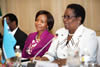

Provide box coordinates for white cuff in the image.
[43,54,54,61]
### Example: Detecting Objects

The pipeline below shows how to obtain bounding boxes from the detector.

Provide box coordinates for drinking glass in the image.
[67,47,80,67]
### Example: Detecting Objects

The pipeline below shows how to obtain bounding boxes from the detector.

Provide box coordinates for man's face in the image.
[2,17,16,31]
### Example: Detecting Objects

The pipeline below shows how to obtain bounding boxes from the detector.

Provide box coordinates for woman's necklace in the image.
[68,33,74,36]
[36,35,40,41]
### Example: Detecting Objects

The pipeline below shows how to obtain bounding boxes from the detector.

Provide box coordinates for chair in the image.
[97,36,100,65]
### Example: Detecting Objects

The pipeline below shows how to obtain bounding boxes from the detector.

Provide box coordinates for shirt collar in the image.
[72,25,84,40]
[9,27,18,36]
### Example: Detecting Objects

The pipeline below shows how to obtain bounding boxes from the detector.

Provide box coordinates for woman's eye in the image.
[41,21,44,23]
[35,19,38,22]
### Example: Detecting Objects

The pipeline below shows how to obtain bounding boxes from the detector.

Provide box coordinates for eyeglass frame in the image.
[62,15,76,20]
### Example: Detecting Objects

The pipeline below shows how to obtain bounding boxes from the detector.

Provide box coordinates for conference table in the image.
[11,59,100,67]
[22,61,100,67]
[0,58,100,67]
[20,60,100,67]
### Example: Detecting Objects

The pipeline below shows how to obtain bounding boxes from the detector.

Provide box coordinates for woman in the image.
[39,4,97,66]
[22,10,54,58]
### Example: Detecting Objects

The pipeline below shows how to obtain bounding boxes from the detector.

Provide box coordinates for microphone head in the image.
[56,34,58,37]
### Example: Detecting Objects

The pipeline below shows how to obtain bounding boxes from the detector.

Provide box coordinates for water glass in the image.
[67,48,80,67]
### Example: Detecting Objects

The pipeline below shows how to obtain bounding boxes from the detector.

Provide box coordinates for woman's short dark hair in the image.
[67,4,85,24]
[35,10,54,31]
[2,13,18,26]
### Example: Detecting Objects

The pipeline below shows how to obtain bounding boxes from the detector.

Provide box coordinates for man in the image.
[2,13,27,51]
[0,33,2,48]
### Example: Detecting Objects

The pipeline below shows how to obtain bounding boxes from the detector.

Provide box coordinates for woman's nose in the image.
[63,18,68,23]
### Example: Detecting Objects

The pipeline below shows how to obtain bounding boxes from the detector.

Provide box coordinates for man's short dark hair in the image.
[2,13,18,26]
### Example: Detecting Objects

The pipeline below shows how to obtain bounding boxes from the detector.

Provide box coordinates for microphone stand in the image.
[27,38,53,67]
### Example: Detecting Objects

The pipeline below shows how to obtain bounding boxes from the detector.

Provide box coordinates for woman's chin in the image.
[65,27,69,30]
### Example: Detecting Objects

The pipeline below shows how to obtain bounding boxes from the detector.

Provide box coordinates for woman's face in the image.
[63,8,80,31]
[35,14,48,32]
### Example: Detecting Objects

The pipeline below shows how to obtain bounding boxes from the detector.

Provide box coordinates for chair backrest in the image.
[97,36,100,65]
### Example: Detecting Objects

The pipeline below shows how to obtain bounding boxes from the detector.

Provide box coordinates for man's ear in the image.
[12,21,17,27]
[13,21,16,24]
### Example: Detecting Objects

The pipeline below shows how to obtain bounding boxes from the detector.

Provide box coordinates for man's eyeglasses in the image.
[62,15,76,19]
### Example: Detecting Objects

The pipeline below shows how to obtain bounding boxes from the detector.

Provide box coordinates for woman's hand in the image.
[40,57,49,61]
[30,56,49,61]
[52,59,67,67]
[30,56,41,61]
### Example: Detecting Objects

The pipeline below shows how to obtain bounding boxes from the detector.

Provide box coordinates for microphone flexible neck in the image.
[33,38,53,62]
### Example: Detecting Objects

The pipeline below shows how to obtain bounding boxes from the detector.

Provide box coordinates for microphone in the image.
[27,37,55,67]
[27,34,60,67]
[28,34,65,67]
[32,38,54,62]
[56,34,58,37]
[28,38,53,67]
